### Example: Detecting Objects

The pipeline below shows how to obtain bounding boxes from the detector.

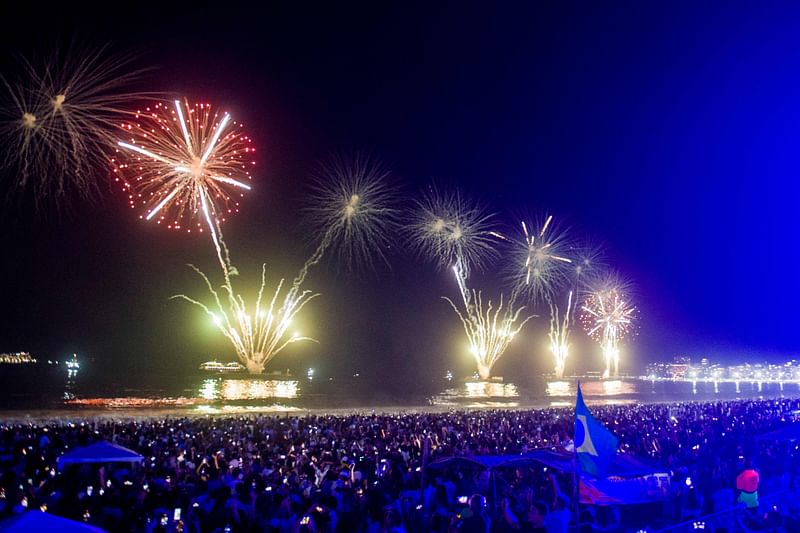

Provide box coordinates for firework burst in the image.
[567,241,605,296]
[1,44,150,206]
[507,215,572,303]
[408,186,501,277]
[0,77,49,198]
[113,99,255,233]
[302,154,400,273]
[580,275,636,378]
[445,265,533,380]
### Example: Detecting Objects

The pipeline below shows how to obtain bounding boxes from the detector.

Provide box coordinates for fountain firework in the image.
[548,291,573,379]
[580,276,636,378]
[172,265,318,375]
[445,264,533,380]
[547,241,604,377]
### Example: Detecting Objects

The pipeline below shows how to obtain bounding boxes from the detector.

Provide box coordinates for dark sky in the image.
[1,1,799,381]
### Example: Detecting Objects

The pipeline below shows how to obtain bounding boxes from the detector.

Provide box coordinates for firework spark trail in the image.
[508,215,573,304]
[581,281,636,378]
[409,186,500,277]
[445,264,533,380]
[548,290,573,378]
[1,44,151,206]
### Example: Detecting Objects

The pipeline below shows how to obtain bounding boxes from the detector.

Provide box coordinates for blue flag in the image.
[575,382,619,478]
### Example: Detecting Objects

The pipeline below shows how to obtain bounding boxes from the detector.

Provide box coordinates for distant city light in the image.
[644,356,800,382]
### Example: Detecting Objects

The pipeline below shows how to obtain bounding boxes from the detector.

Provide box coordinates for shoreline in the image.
[1,391,799,424]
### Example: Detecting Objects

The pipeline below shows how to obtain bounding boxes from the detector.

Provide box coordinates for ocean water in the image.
[1,363,799,419]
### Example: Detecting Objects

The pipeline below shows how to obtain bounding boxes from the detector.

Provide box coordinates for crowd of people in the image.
[1,397,800,532]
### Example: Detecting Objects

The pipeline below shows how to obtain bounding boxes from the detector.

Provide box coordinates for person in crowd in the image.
[0,397,798,531]
[735,458,760,511]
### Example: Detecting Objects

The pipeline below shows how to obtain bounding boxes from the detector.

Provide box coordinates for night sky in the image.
[1,2,799,383]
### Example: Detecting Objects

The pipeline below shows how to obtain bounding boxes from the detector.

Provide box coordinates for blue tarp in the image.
[0,511,107,532]
[57,442,143,470]
[756,423,800,441]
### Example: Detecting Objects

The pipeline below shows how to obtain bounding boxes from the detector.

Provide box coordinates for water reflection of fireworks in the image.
[545,379,636,398]
[198,379,300,401]
[431,381,520,408]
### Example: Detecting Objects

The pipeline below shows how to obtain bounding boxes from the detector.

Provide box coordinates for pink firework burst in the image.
[112,99,255,232]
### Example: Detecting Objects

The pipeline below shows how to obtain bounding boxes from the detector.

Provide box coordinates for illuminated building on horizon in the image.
[644,356,800,382]
[0,352,37,364]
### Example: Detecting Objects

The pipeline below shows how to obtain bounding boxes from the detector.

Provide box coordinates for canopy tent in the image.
[756,423,800,441]
[428,450,663,478]
[57,442,143,470]
[0,511,107,532]
[427,451,670,505]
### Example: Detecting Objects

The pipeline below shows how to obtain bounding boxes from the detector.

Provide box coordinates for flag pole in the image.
[572,380,580,530]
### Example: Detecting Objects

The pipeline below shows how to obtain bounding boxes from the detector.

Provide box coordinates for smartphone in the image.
[300,515,311,525]
[458,496,468,504]
[173,508,181,521]
[161,515,169,526]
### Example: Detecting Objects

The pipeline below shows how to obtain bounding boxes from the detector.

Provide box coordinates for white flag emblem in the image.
[576,414,598,456]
